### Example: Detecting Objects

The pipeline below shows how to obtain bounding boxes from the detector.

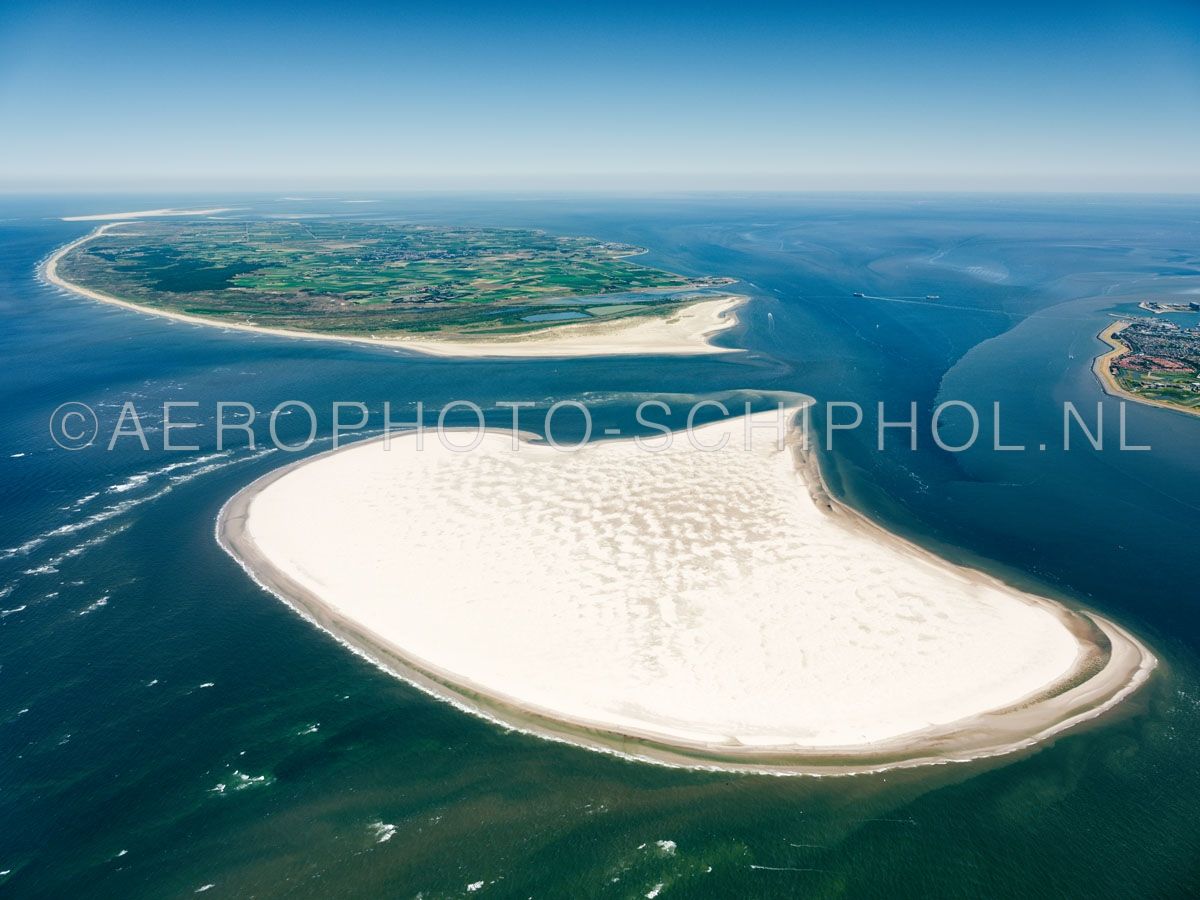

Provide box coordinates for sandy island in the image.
[217,406,1155,775]
[1094,321,1200,418]
[61,207,240,221]
[42,223,744,359]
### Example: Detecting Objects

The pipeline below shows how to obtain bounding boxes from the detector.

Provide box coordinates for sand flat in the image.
[60,207,238,221]
[220,408,1155,771]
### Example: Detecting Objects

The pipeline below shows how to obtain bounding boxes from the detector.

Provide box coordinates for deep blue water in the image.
[1,194,1198,898]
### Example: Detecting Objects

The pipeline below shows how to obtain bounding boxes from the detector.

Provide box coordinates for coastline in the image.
[41,224,746,359]
[1093,321,1200,418]
[60,207,239,221]
[216,406,1157,776]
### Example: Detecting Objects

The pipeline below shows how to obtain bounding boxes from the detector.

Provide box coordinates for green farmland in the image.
[56,219,730,338]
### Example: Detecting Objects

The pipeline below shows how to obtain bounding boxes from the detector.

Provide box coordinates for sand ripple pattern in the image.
[244,413,1082,748]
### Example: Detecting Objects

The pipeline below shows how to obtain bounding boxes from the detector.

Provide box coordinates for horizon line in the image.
[3,184,1200,197]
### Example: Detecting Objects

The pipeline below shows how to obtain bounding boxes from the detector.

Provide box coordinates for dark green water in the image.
[1,195,1197,898]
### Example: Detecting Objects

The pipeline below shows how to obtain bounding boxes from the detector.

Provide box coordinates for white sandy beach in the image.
[220,408,1154,770]
[42,224,743,359]
[61,207,238,221]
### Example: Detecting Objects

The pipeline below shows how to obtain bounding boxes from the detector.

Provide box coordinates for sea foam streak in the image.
[78,595,109,616]
[2,449,272,566]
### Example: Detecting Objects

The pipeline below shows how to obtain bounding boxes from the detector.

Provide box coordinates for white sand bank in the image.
[43,225,743,359]
[61,207,238,221]
[219,407,1155,773]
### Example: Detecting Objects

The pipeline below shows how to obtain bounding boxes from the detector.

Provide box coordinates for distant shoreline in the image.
[41,223,746,359]
[217,408,1157,776]
[60,207,239,222]
[1093,321,1200,418]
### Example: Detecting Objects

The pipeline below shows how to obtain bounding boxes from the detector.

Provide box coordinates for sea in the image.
[0,193,1198,897]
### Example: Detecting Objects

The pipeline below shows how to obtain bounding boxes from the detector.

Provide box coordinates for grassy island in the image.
[51,219,732,339]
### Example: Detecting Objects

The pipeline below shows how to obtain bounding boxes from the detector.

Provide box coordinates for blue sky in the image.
[1,0,1197,191]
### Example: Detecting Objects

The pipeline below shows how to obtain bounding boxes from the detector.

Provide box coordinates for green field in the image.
[57,219,729,338]
[1113,368,1200,412]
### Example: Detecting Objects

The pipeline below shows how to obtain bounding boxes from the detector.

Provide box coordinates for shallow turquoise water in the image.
[0,194,1197,897]
[520,310,590,322]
